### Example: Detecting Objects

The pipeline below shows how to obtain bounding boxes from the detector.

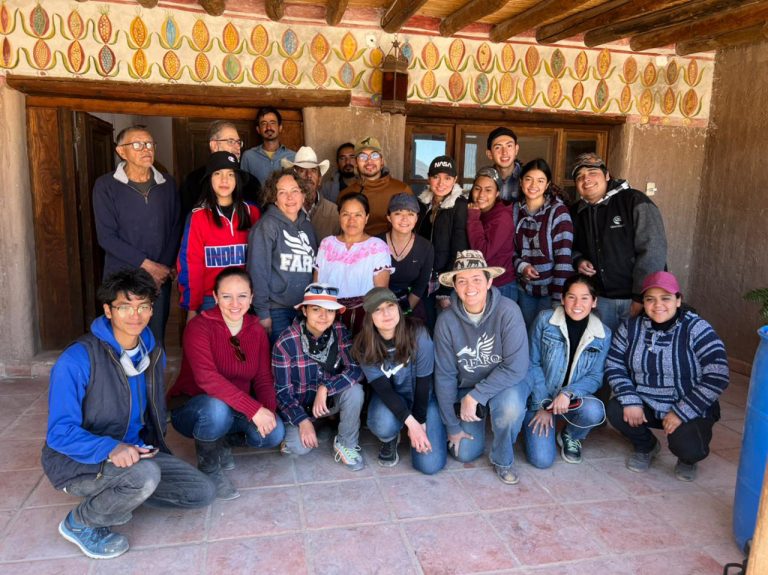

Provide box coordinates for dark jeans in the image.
[606,398,716,464]
[148,280,172,349]
[63,452,215,528]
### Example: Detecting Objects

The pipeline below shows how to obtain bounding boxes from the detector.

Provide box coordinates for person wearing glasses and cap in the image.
[272,284,366,471]
[43,268,215,560]
[168,268,285,500]
[93,124,181,348]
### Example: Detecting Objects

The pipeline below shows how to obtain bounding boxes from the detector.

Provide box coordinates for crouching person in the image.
[42,269,215,560]
[272,284,366,470]
[434,250,530,485]
[353,287,447,474]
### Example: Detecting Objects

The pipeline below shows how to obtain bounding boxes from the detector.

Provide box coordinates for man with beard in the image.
[321,142,358,204]
[241,107,296,187]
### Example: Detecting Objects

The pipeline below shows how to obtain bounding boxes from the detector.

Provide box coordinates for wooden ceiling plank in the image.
[326,0,350,26]
[630,2,768,51]
[490,0,593,44]
[584,0,759,47]
[381,0,430,33]
[265,0,286,21]
[198,0,226,16]
[536,0,686,44]
[439,0,509,37]
[675,22,767,55]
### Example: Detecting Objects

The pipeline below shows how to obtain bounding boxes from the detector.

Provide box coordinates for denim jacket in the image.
[526,306,611,409]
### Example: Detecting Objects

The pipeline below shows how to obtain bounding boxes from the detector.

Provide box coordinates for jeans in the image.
[148,280,172,349]
[63,452,215,528]
[595,297,631,334]
[496,282,519,303]
[517,287,553,328]
[269,307,297,344]
[450,385,528,469]
[171,395,285,448]
[367,396,447,475]
[283,384,365,454]
[607,398,716,464]
[522,395,606,469]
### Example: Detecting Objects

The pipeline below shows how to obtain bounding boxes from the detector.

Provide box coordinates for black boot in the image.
[195,439,240,500]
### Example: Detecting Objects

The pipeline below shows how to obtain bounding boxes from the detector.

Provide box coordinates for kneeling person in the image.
[273,284,366,470]
[434,250,530,484]
[42,269,215,560]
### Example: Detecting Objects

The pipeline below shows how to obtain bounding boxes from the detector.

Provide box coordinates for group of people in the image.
[42,114,730,560]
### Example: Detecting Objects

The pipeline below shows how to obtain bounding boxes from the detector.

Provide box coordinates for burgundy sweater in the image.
[168,307,277,419]
[466,202,516,287]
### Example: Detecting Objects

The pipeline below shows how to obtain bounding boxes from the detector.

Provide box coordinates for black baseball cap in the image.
[428,155,457,177]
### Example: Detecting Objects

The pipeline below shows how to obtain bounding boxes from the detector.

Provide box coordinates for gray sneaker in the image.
[626,441,661,473]
[494,464,519,485]
[333,435,365,471]
[674,459,698,481]
[59,511,129,559]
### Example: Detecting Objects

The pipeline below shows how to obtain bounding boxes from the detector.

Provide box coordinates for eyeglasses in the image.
[305,285,339,296]
[357,152,382,161]
[118,141,155,151]
[212,138,244,147]
[110,304,153,317]
[229,336,246,362]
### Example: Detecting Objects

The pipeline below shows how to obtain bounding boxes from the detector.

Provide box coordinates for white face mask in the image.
[119,338,150,376]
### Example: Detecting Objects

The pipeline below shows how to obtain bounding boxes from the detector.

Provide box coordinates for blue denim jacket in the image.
[526,307,612,409]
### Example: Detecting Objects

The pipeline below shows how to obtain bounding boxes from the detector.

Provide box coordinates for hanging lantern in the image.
[380,37,409,115]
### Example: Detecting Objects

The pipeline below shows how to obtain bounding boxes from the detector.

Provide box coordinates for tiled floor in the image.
[0,370,751,574]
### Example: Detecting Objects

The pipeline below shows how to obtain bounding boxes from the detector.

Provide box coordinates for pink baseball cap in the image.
[641,271,681,295]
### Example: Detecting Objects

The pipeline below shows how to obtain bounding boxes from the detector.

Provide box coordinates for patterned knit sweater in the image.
[605,310,729,422]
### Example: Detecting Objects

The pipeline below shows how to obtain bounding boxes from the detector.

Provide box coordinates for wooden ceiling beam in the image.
[536,0,685,44]
[490,0,593,43]
[630,2,768,51]
[326,0,349,26]
[136,0,159,7]
[381,0,429,33]
[584,0,758,47]
[439,0,508,37]
[675,22,768,55]
[265,0,285,21]
[198,0,226,16]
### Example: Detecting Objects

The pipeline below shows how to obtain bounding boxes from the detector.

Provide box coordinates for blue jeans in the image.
[595,297,631,334]
[496,282,519,303]
[171,395,285,448]
[269,307,297,344]
[522,395,606,469]
[367,396,447,475]
[450,385,528,469]
[517,287,553,328]
[148,280,171,349]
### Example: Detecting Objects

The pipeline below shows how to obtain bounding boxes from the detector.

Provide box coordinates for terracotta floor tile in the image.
[578,426,630,460]
[163,428,197,466]
[719,418,744,434]
[626,548,723,575]
[454,467,554,511]
[589,457,705,497]
[0,440,45,472]
[487,506,604,566]
[205,534,307,575]
[228,451,296,489]
[363,442,423,478]
[23,394,49,414]
[526,460,627,503]
[307,524,416,575]
[0,470,41,510]
[710,424,744,451]
[527,557,635,575]
[701,541,747,568]
[0,506,80,561]
[705,485,736,508]
[403,515,517,574]
[91,544,204,575]
[208,486,301,540]
[24,475,78,508]
[0,557,92,574]
[0,396,41,420]
[118,505,209,547]
[0,411,49,441]
[293,445,374,484]
[0,509,14,533]
[301,478,389,529]
[0,379,47,397]
[713,446,741,465]
[564,498,684,553]
[720,384,748,408]
[718,400,746,421]
[379,473,475,519]
[693,452,738,490]
[641,492,732,545]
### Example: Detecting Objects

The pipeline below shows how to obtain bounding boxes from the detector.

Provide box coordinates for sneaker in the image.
[494,464,520,485]
[674,459,698,482]
[626,441,661,473]
[333,435,365,471]
[378,436,400,467]
[557,429,583,464]
[58,511,129,559]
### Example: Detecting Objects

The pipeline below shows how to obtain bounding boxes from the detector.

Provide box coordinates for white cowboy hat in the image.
[438,250,505,288]
[281,146,330,177]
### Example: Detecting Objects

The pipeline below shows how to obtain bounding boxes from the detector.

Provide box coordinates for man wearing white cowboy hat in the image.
[282,146,340,243]
[433,250,530,484]
[272,283,366,471]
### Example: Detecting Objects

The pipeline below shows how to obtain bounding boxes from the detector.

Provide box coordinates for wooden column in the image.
[747,461,768,574]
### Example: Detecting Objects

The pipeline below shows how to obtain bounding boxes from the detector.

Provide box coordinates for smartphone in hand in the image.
[139,445,159,459]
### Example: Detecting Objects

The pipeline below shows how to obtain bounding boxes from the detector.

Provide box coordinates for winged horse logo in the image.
[457,333,501,373]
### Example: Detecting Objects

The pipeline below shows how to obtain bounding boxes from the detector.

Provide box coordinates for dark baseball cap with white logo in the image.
[428,155,457,178]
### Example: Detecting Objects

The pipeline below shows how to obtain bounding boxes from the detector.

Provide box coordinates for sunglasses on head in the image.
[229,336,246,362]
[305,285,339,296]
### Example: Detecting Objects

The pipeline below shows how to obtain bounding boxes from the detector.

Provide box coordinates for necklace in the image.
[387,232,414,261]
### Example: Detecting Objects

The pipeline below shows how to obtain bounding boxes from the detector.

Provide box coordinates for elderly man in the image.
[241,106,296,187]
[42,269,214,560]
[569,152,667,333]
[93,125,180,347]
[179,120,262,216]
[343,136,412,236]
[282,146,340,243]
[486,127,523,204]
[433,250,529,485]
[321,142,358,203]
